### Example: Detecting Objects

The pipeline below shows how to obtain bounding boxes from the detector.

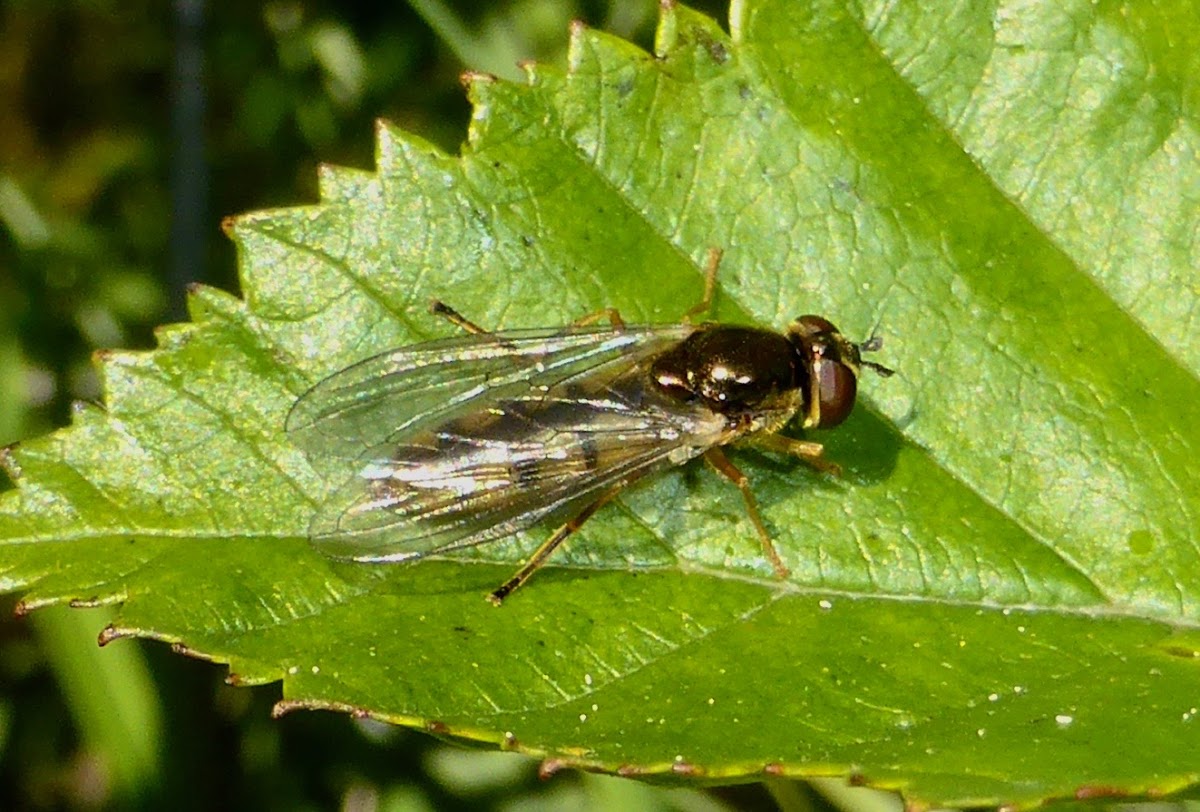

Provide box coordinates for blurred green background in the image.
[0,1,851,809]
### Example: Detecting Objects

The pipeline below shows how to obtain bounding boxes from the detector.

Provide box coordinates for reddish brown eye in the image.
[796,314,838,336]
[815,360,857,427]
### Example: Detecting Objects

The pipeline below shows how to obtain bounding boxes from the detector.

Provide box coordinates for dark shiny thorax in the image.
[649,325,802,412]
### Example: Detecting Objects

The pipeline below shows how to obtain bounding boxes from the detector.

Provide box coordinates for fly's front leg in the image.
[702,447,790,579]
[750,432,842,477]
[488,487,623,605]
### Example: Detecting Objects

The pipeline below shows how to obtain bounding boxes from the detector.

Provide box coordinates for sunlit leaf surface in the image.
[2,2,1198,807]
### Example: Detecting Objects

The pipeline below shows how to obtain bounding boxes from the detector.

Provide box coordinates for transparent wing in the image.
[287,325,691,460]
[292,325,730,562]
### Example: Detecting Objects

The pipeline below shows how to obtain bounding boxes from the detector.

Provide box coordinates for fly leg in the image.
[702,447,790,579]
[434,245,715,336]
[429,300,490,335]
[488,487,623,605]
[430,301,625,334]
[749,433,842,477]
[578,245,726,328]
[681,247,723,323]
[570,308,625,330]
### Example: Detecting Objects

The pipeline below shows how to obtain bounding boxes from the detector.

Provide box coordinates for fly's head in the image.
[788,315,894,430]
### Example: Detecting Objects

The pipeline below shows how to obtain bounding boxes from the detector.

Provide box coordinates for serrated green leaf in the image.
[3,2,1199,808]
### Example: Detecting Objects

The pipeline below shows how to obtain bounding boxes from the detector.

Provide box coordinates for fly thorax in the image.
[650,325,800,413]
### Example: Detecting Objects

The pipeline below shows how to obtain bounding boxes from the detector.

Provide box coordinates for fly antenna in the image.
[862,358,895,377]
[859,299,895,377]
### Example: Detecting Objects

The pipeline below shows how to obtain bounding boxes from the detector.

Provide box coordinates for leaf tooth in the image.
[567,13,657,76]
[459,68,497,89]
[654,0,680,56]
[0,443,22,482]
[566,18,589,73]
[316,162,378,206]
[376,120,459,181]
[16,592,77,615]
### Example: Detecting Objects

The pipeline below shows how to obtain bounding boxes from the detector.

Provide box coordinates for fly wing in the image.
[297,325,729,562]
[287,325,689,460]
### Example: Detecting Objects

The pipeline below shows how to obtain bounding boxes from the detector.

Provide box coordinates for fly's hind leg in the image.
[488,487,623,605]
[429,301,625,336]
[430,301,490,335]
[703,447,790,579]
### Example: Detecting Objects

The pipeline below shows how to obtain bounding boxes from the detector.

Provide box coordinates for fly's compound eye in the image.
[790,316,861,429]
[813,357,858,428]
[795,314,838,337]
[789,314,892,427]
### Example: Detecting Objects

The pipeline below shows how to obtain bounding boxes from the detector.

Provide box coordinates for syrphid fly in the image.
[286,249,893,604]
